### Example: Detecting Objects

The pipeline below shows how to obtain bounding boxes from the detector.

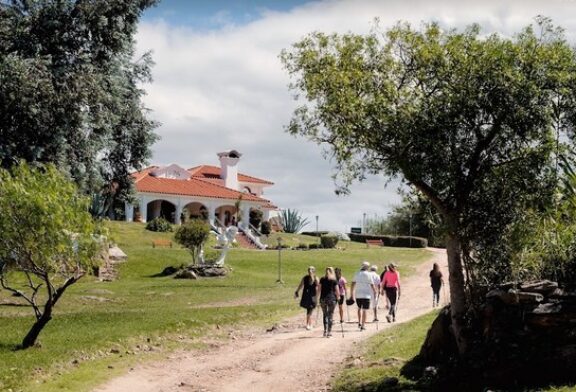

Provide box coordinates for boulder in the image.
[174,270,197,279]
[519,280,558,295]
[108,246,128,263]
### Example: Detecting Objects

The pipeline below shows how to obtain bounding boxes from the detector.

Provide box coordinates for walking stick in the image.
[341,318,345,338]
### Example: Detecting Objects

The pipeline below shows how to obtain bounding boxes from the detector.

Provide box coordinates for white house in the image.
[125,150,276,229]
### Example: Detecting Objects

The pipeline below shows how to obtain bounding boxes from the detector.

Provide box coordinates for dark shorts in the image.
[356,298,370,309]
[338,296,344,305]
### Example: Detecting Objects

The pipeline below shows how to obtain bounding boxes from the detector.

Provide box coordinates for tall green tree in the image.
[0,0,158,215]
[0,163,101,349]
[281,19,576,353]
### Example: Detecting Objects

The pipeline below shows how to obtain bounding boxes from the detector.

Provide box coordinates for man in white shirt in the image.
[350,261,377,331]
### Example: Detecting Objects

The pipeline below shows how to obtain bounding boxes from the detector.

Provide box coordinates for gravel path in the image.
[94,249,448,392]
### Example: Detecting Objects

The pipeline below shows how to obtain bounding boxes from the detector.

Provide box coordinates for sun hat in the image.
[361,261,370,270]
[370,265,378,271]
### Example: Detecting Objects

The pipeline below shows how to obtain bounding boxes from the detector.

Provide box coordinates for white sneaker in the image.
[306,325,311,330]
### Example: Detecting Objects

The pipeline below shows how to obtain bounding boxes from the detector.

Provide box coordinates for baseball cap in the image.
[361,261,370,269]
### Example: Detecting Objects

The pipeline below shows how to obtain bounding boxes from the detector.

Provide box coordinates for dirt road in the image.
[95,249,448,392]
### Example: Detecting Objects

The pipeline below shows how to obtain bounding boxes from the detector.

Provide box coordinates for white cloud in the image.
[136,0,576,232]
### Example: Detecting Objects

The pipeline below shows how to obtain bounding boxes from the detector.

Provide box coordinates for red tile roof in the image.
[134,174,270,203]
[188,165,274,185]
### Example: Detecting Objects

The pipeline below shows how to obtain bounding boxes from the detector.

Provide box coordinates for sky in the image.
[136,0,576,233]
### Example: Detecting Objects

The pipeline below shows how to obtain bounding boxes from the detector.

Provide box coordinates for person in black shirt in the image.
[319,267,340,337]
[429,263,444,307]
[295,266,319,330]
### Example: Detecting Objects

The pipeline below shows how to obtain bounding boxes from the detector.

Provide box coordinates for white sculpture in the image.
[213,226,238,266]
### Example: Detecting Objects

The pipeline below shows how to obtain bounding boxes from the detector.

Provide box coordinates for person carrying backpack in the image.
[294,266,320,330]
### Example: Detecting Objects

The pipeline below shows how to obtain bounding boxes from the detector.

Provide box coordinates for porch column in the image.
[241,205,250,229]
[124,202,134,222]
[139,197,148,223]
[175,203,183,225]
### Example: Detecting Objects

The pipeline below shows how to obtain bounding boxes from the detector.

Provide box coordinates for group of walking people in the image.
[294,261,444,336]
[294,261,404,337]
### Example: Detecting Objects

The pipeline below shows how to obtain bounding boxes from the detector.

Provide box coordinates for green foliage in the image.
[0,162,100,348]
[280,208,310,233]
[320,235,339,249]
[260,220,271,235]
[145,217,173,232]
[308,243,323,250]
[249,209,263,228]
[174,220,210,265]
[0,0,159,215]
[348,233,428,249]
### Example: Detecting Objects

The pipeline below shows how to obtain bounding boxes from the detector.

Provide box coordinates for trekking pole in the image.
[341,318,345,338]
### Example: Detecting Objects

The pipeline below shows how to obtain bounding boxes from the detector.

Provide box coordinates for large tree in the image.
[281,19,576,353]
[0,0,158,215]
[0,163,100,349]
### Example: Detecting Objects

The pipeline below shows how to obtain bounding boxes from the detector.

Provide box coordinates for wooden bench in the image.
[152,239,173,248]
[366,239,384,247]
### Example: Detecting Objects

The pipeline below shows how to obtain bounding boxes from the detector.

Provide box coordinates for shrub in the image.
[308,243,323,250]
[249,209,263,228]
[347,233,428,248]
[146,217,173,232]
[174,220,210,265]
[301,231,329,237]
[296,243,308,250]
[261,221,271,235]
[320,235,339,249]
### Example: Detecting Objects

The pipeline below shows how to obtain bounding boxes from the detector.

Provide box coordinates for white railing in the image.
[238,223,267,250]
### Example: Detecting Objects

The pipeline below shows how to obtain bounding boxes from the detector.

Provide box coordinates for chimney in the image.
[217,150,242,190]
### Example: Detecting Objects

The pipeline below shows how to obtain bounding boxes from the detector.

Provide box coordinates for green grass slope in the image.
[0,221,430,392]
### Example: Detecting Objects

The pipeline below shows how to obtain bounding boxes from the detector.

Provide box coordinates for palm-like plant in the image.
[280,209,310,233]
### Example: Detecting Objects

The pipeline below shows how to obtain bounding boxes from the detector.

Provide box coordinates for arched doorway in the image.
[147,199,176,223]
[183,202,208,223]
[215,204,237,227]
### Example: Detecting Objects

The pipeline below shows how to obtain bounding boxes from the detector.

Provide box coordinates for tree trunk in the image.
[21,304,52,349]
[445,234,469,354]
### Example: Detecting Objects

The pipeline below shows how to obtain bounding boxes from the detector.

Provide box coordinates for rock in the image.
[487,289,518,305]
[515,291,544,304]
[108,246,127,263]
[519,280,558,295]
[174,270,197,279]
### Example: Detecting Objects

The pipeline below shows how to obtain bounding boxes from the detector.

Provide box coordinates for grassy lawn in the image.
[0,221,431,392]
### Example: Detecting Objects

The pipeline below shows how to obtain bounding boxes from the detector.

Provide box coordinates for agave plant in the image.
[280,209,310,233]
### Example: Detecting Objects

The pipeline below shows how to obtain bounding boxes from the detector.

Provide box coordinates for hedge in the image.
[301,231,330,237]
[347,233,428,248]
[320,235,339,249]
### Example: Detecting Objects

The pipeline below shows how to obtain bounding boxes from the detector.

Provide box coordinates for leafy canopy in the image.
[0,162,101,348]
[0,0,158,210]
[175,220,211,265]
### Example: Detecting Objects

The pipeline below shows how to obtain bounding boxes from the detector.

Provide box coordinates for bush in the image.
[320,235,339,249]
[301,231,329,237]
[146,217,173,232]
[347,233,427,248]
[261,221,271,235]
[296,243,308,250]
[249,209,263,228]
[308,243,323,250]
[174,220,210,265]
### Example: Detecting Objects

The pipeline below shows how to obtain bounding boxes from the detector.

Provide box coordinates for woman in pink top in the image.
[381,263,401,322]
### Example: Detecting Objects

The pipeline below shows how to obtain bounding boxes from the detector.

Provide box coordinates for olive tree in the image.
[0,163,100,349]
[281,19,576,353]
[175,220,211,265]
